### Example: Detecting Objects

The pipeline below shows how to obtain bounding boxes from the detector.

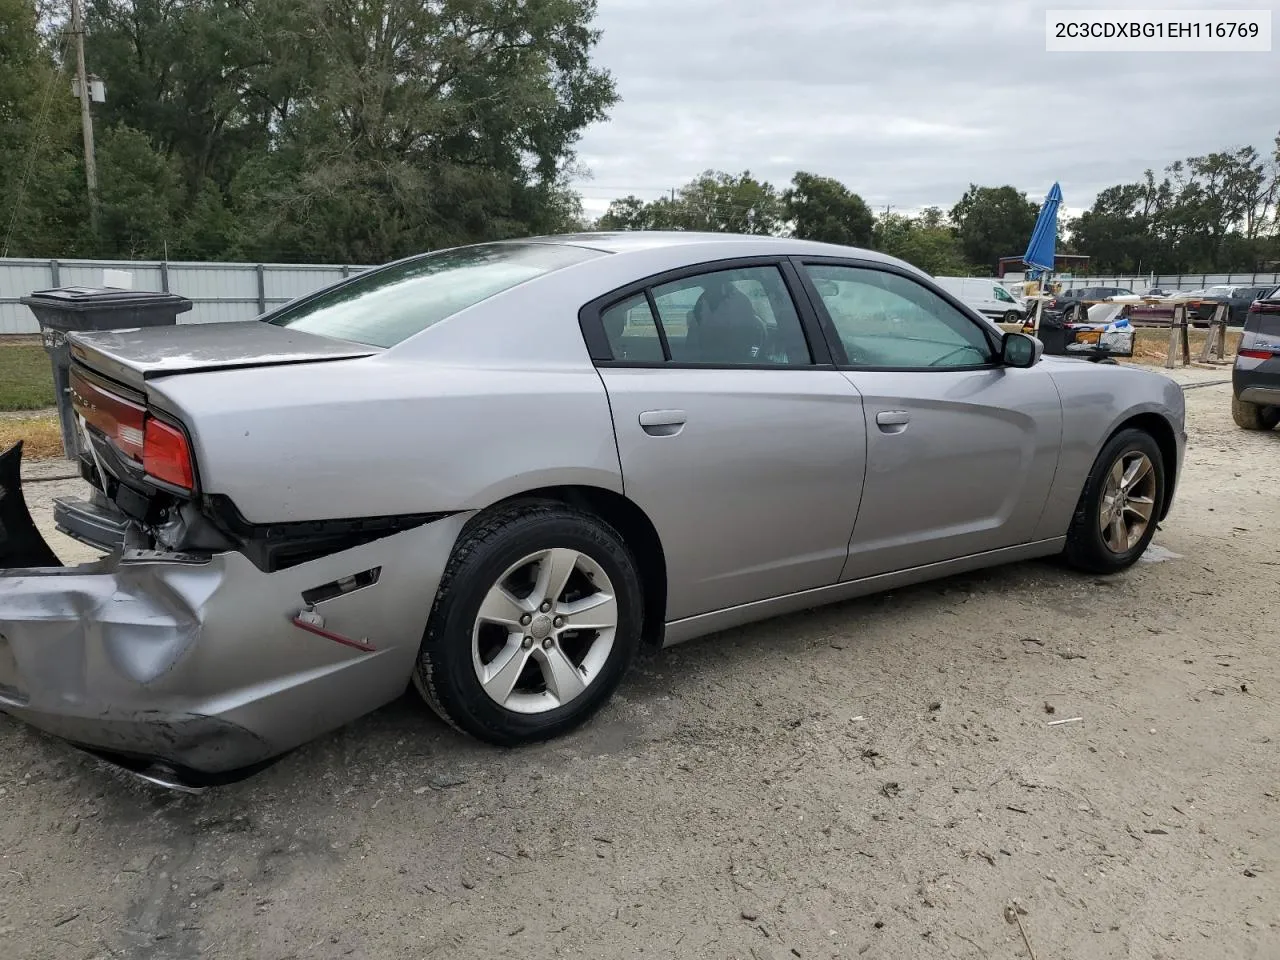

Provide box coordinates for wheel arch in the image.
[1104,412,1179,521]
[482,485,668,648]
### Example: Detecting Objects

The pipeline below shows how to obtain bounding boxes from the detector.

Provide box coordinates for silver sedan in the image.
[0,233,1186,787]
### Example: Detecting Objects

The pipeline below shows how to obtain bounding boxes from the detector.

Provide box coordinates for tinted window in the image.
[994,286,1016,303]
[601,295,664,362]
[649,266,811,366]
[805,265,993,369]
[265,242,603,348]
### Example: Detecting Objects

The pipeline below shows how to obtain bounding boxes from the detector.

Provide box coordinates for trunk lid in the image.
[69,321,379,391]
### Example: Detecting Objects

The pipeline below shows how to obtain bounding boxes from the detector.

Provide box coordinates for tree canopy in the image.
[1,0,1277,277]
[2,0,614,261]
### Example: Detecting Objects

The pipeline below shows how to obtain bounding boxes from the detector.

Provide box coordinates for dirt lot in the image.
[2,367,1278,960]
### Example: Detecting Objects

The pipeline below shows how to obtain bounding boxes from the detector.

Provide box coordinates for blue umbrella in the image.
[1023,182,1062,273]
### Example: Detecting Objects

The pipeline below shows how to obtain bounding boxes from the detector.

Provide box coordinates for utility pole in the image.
[70,0,99,231]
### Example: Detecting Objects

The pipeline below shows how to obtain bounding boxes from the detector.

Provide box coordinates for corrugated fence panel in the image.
[264,265,366,305]
[167,263,260,324]
[59,261,165,292]
[1,258,373,334]
[1055,273,1279,292]
[0,260,54,334]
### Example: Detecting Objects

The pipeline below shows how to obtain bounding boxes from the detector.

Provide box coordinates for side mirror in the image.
[814,279,839,297]
[1001,331,1042,368]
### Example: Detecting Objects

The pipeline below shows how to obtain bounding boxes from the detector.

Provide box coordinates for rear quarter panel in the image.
[1032,359,1185,540]
[150,357,623,523]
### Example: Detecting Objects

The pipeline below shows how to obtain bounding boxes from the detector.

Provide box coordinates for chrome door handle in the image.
[639,409,686,436]
[875,410,910,433]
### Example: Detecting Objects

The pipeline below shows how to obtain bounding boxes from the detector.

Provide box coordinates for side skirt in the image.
[662,538,1067,647]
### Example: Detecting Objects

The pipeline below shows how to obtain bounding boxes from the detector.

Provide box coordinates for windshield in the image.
[263,242,604,347]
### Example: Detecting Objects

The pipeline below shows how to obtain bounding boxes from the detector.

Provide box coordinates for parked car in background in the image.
[932,276,1026,323]
[0,233,1187,788]
[1042,286,1136,323]
[1232,286,1280,430]
[1190,285,1276,325]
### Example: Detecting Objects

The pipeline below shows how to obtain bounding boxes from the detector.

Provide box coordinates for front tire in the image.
[1003,310,1020,325]
[414,501,643,746]
[1063,428,1165,574]
[1232,396,1280,431]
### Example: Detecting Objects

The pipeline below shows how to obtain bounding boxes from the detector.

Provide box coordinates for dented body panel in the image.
[0,468,470,773]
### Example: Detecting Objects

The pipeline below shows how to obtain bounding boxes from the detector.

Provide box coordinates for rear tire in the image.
[413,500,643,746]
[1063,428,1166,574]
[1232,396,1280,431]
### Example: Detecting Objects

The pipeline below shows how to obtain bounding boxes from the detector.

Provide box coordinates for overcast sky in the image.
[571,0,1279,220]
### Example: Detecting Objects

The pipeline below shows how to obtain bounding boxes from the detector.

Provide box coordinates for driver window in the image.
[650,266,811,366]
[803,264,993,369]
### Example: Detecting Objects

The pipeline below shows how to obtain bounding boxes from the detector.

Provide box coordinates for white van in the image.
[933,277,1026,323]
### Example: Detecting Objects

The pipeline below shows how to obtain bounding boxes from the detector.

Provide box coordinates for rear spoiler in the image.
[0,442,63,569]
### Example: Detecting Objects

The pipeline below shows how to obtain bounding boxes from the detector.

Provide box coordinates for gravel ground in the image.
[2,367,1277,960]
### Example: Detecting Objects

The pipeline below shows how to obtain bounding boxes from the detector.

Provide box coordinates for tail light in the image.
[69,368,146,460]
[69,366,196,492]
[143,418,195,490]
[1238,348,1274,360]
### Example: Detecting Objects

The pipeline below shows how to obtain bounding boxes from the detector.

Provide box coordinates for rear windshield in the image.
[1245,312,1280,336]
[263,242,604,347]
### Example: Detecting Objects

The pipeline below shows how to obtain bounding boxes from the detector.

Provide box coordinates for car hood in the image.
[68,321,379,390]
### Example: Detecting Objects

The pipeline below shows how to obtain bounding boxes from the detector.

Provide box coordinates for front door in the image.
[796,261,1061,580]
[589,262,868,621]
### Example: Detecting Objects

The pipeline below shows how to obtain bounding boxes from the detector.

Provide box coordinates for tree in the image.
[949,185,1039,271]
[0,0,83,257]
[595,170,782,234]
[229,0,619,262]
[782,172,874,246]
[872,210,970,275]
[93,124,184,258]
[598,195,654,231]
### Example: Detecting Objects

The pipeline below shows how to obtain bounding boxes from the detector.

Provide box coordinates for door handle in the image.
[875,410,910,433]
[639,409,686,436]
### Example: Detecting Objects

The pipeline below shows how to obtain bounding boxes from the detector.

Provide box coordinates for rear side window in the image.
[264,242,603,348]
[647,266,812,366]
[1244,309,1280,336]
[601,295,665,362]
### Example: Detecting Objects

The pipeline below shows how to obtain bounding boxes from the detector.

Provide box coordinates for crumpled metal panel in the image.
[1,511,471,774]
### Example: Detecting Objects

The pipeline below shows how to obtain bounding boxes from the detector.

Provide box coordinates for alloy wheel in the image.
[471,548,618,714]
[1098,451,1157,553]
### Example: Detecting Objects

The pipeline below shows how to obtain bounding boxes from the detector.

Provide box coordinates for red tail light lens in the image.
[69,367,146,461]
[1238,348,1274,360]
[143,418,195,490]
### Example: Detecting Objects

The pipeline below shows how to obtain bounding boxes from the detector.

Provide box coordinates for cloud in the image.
[572,0,1279,218]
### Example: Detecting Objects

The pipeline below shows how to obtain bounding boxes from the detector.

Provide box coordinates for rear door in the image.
[581,259,868,621]
[794,259,1062,580]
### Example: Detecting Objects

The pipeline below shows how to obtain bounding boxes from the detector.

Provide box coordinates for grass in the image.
[0,414,65,460]
[0,343,56,411]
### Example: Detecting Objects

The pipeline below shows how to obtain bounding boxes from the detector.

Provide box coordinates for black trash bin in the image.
[19,287,192,459]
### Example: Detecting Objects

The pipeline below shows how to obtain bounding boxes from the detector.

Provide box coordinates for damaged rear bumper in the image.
[1,442,468,782]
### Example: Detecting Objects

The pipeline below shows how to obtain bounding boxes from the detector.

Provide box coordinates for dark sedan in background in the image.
[1192,285,1276,325]
[1232,287,1280,430]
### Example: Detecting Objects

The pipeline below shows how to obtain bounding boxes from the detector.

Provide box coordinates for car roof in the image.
[521,231,906,265]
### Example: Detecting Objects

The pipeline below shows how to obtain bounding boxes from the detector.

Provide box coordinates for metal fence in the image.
[1028,273,1280,294]
[0,258,371,335]
[5,257,1279,336]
